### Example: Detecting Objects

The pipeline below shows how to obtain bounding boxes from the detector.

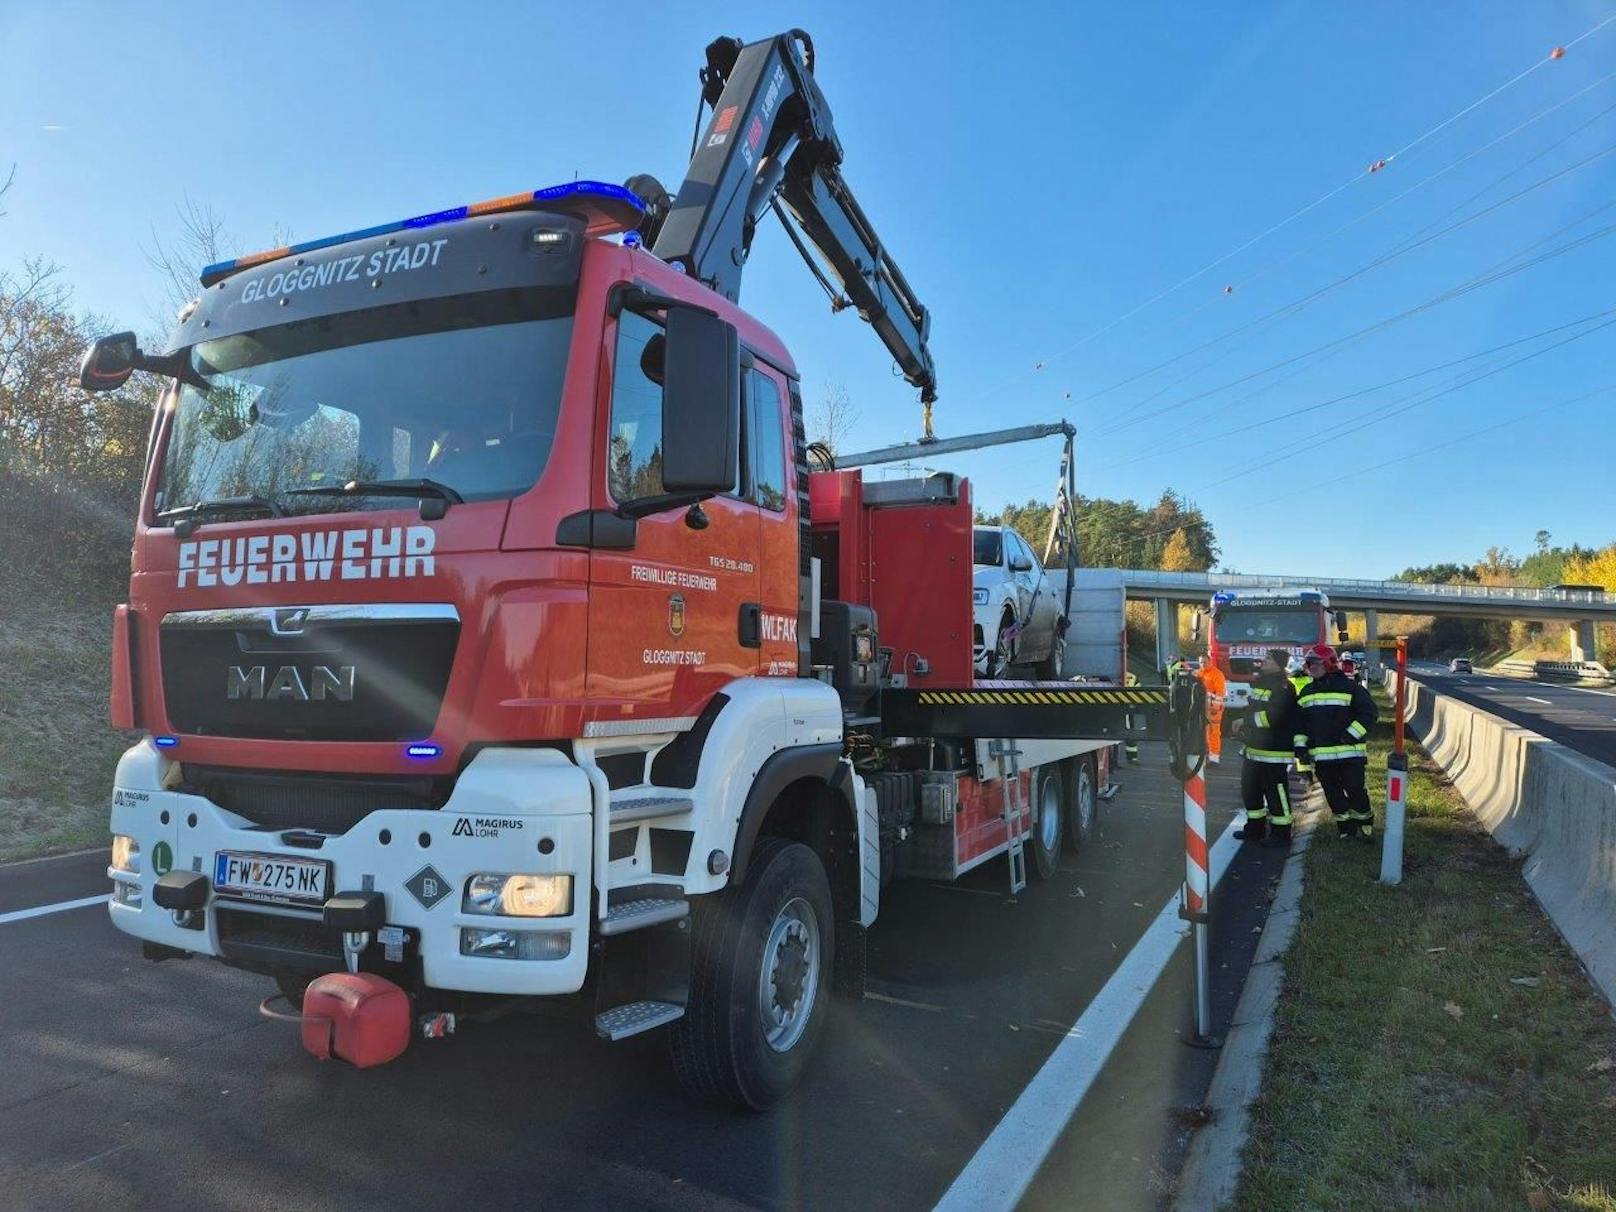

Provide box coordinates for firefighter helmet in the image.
[1305,643,1338,669]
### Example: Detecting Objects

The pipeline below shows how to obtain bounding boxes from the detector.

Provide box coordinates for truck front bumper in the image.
[107,741,595,996]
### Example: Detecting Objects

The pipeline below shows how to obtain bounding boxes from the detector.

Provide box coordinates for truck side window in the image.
[749,370,787,513]
[608,310,665,501]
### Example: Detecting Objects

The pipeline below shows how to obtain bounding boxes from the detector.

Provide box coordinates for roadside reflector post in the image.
[1380,636,1409,886]
[1170,671,1220,1048]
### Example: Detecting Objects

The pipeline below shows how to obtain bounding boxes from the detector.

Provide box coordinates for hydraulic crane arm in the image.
[648,30,939,410]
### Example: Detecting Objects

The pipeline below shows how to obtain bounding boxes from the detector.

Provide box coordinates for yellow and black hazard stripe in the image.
[914,688,1169,707]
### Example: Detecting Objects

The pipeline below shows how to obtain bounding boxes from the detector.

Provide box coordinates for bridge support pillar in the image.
[1570,619,1598,664]
[1155,597,1179,674]
[1365,610,1381,676]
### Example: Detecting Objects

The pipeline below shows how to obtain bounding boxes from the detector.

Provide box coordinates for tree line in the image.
[1389,532,1616,663]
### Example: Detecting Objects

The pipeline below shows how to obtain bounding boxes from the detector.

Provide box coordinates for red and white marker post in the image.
[1183,758,1217,1045]
[1380,636,1409,885]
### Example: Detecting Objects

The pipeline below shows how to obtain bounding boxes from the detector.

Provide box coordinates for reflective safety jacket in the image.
[1295,670,1378,761]
[1241,669,1299,763]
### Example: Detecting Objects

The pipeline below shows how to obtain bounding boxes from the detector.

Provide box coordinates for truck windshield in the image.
[1213,609,1320,645]
[155,288,573,517]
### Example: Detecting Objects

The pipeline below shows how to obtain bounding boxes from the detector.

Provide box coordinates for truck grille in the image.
[181,765,448,834]
[159,604,459,742]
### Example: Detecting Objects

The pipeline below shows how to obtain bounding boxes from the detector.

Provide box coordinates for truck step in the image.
[599,897,689,937]
[609,794,695,824]
[594,999,685,1041]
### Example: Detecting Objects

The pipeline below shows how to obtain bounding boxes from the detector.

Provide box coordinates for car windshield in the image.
[973,528,1003,567]
[156,288,574,516]
[1213,608,1320,645]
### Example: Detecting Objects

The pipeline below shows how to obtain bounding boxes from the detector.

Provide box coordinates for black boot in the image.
[1337,820,1354,839]
[1263,823,1292,848]
[1357,821,1375,842]
[1234,818,1269,842]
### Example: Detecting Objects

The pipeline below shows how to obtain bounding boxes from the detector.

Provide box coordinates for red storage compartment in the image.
[300,972,411,1068]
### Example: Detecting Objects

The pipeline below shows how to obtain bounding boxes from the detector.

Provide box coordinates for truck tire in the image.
[1027,765,1064,881]
[670,837,835,1110]
[1063,754,1099,852]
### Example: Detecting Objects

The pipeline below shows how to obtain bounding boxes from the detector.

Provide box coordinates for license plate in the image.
[213,851,331,905]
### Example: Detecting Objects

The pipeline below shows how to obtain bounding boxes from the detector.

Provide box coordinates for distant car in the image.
[1449,657,1473,674]
[973,526,1063,678]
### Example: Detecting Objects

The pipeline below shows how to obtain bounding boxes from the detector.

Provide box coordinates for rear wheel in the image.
[1034,628,1065,680]
[1027,765,1064,881]
[670,838,835,1110]
[1063,755,1098,851]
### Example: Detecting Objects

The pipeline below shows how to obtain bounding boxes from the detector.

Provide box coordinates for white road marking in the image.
[0,894,107,926]
[933,816,1241,1212]
[1525,696,1553,705]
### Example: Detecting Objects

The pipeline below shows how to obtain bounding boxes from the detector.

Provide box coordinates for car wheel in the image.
[1035,628,1064,681]
[987,610,1014,678]
[1027,765,1063,881]
[670,838,834,1110]
[1063,755,1098,851]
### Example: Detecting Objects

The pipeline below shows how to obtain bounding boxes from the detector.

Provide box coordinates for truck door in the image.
[748,368,801,677]
[585,308,762,714]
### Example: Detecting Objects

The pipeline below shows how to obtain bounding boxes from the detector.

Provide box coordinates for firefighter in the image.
[1286,655,1315,785]
[1233,648,1300,846]
[1123,670,1141,764]
[1293,642,1379,840]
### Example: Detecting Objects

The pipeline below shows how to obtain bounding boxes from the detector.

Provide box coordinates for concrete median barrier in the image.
[1389,671,1616,1005]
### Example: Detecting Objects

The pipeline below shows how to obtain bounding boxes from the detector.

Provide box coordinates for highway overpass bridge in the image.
[1051,569,1616,674]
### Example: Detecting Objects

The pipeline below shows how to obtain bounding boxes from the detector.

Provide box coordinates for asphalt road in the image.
[1408,661,1616,766]
[0,752,1276,1212]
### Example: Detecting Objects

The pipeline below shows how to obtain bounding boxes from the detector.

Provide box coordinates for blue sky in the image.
[4,1,1614,578]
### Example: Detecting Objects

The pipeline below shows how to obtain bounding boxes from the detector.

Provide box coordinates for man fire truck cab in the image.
[79,29,1168,1108]
[1197,588,1349,712]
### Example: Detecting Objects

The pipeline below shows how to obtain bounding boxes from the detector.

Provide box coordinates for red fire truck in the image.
[1201,588,1348,711]
[80,29,1167,1107]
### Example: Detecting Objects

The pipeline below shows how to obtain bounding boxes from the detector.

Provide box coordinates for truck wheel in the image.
[670,837,835,1110]
[1064,755,1099,851]
[1027,765,1064,881]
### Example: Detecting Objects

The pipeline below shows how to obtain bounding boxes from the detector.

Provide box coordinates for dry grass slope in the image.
[0,594,131,860]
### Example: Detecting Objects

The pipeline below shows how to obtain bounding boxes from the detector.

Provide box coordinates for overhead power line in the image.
[1092,177,1616,440]
[1002,12,1616,384]
[1080,77,1616,412]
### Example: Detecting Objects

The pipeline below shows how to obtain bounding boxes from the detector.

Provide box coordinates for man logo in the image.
[668,593,686,637]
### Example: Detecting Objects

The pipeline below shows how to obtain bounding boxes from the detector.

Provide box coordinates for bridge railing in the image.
[1100,569,1611,606]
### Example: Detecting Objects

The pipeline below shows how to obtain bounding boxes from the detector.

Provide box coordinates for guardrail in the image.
[1098,569,1613,607]
[1488,658,1613,684]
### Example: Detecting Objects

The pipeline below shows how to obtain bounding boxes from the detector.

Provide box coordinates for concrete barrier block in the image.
[1387,671,1616,1005]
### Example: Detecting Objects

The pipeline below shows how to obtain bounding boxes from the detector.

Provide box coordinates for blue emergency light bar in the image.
[199,180,647,288]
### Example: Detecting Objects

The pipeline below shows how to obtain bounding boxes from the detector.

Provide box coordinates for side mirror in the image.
[1009,554,1033,573]
[660,307,740,494]
[1190,610,1203,642]
[80,331,139,392]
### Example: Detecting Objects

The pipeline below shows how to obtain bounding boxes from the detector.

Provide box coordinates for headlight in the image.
[110,834,140,874]
[462,873,573,918]
[972,588,990,605]
[460,927,571,960]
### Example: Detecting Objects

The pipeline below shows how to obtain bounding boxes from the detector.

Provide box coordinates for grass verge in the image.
[1233,688,1616,1211]
[0,589,131,861]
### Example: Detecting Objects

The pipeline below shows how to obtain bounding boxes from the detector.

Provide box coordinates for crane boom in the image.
[649,30,938,408]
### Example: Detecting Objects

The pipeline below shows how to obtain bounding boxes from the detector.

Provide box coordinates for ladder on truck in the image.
[989,739,1028,894]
